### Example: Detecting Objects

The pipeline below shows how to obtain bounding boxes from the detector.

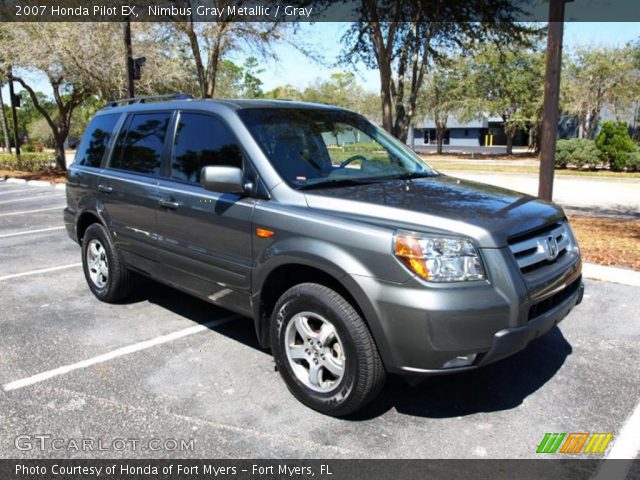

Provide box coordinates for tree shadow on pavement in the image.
[350,326,572,420]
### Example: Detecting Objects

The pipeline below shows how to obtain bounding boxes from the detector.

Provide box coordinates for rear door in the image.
[155,111,255,315]
[101,111,173,270]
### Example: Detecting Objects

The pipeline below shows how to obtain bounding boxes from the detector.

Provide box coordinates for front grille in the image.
[509,221,573,273]
[528,276,581,321]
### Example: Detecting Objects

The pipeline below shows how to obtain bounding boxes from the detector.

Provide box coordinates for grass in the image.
[569,215,640,271]
[425,160,640,178]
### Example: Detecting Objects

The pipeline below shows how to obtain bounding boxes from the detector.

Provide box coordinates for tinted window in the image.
[75,114,120,167]
[238,108,434,189]
[171,113,242,184]
[111,112,171,175]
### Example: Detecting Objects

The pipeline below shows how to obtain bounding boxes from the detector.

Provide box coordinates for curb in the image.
[583,263,640,287]
[1,176,65,189]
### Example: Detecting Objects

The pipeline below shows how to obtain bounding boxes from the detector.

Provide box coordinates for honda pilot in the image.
[64,95,583,416]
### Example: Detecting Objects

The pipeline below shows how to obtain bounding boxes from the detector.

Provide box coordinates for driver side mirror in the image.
[200,166,245,194]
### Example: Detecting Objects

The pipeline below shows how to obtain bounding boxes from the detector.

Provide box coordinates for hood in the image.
[303,174,564,248]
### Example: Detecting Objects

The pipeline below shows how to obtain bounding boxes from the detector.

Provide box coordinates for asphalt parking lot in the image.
[1,180,639,460]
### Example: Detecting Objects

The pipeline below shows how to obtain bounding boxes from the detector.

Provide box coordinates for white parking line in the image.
[0,188,47,195]
[2,315,238,392]
[591,400,640,480]
[0,194,64,205]
[0,226,65,238]
[0,207,62,217]
[0,263,81,281]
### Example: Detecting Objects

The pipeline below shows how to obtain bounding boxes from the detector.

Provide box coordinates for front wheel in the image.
[271,283,386,416]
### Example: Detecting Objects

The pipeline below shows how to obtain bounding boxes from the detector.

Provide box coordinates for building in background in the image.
[407,115,528,149]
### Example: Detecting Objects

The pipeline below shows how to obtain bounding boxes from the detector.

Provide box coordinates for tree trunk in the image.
[506,133,514,155]
[436,127,444,154]
[54,137,66,170]
[379,62,394,133]
[0,85,11,153]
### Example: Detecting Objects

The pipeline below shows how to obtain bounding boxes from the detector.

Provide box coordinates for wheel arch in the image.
[76,210,105,243]
[252,257,382,357]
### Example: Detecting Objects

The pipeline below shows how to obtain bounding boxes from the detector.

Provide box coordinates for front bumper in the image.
[477,279,583,367]
[345,247,583,375]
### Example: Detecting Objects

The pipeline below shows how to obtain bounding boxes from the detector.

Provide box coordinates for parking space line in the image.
[591,399,640,479]
[0,194,65,205]
[2,315,238,392]
[0,188,47,195]
[0,263,81,281]
[0,207,62,217]
[607,399,640,459]
[0,226,65,238]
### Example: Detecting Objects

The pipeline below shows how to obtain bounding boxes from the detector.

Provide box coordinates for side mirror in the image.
[200,166,245,194]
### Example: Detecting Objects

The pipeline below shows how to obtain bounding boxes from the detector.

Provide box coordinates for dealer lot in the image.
[0,180,639,459]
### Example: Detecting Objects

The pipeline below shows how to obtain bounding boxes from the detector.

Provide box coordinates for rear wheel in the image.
[271,283,386,416]
[81,223,132,302]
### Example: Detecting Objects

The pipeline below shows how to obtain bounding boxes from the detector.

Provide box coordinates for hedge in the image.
[555,138,603,170]
[0,153,56,172]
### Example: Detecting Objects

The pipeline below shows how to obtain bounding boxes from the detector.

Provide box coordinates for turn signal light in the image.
[256,227,275,238]
[395,234,429,279]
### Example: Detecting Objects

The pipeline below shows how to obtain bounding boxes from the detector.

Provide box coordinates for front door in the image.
[155,111,254,315]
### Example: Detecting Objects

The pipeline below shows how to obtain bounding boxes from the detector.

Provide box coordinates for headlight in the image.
[394,231,485,282]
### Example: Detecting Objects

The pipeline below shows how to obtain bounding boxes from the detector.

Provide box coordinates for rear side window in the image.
[111,112,171,176]
[171,113,242,184]
[75,114,120,168]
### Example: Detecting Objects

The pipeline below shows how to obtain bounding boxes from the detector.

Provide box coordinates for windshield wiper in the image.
[298,178,382,190]
[392,171,437,180]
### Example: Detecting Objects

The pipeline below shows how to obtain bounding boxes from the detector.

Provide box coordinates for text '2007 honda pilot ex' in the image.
[64,95,584,416]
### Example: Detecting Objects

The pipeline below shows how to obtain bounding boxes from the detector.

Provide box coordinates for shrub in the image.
[0,153,55,172]
[626,149,640,172]
[555,138,602,170]
[595,121,636,171]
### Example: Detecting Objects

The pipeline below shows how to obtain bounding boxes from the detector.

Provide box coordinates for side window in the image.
[75,114,120,167]
[111,112,171,176]
[171,113,242,184]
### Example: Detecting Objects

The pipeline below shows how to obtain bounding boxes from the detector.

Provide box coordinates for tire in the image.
[81,223,133,303]
[271,283,386,416]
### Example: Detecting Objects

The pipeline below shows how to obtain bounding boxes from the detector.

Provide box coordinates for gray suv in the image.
[64,95,583,416]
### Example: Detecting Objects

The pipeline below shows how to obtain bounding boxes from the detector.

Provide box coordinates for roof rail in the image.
[103,93,193,109]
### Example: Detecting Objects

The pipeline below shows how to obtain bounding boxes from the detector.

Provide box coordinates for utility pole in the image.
[0,81,11,153]
[538,0,569,201]
[123,17,134,98]
[8,66,20,157]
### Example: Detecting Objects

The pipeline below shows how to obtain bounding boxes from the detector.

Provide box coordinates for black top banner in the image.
[1,0,640,22]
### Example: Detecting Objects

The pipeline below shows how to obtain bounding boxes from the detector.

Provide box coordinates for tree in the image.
[340,0,537,142]
[462,45,545,154]
[1,24,109,168]
[562,46,635,139]
[595,120,637,171]
[163,1,289,99]
[264,85,304,101]
[417,58,465,154]
[1,22,188,169]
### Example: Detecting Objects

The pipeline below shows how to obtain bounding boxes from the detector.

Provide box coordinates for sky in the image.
[2,22,639,101]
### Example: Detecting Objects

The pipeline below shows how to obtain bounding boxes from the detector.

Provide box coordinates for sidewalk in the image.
[583,263,640,287]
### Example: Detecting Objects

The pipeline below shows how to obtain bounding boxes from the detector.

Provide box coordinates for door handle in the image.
[98,184,113,193]
[159,198,180,209]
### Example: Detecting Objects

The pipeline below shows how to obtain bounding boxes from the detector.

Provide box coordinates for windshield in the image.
[237,108,437,189]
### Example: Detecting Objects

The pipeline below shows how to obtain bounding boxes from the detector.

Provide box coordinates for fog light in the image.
[443,353,477,368]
